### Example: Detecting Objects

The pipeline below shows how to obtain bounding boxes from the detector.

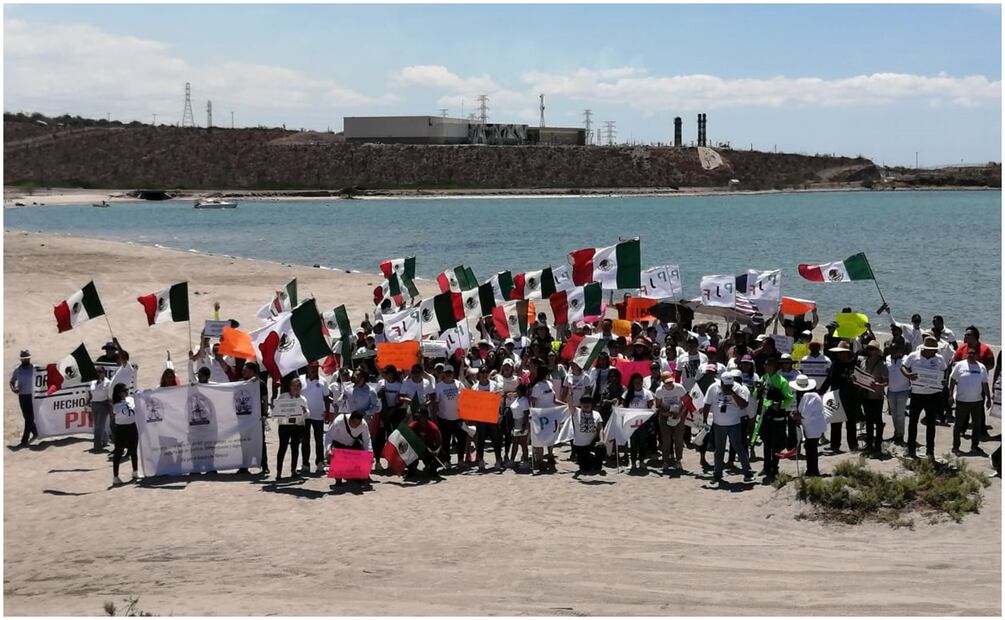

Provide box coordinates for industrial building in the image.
[343,116,586,146]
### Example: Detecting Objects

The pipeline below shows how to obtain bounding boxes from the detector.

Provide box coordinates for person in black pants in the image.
[9,350,37,446]
[274,376,308,480]
[238,363,269,475]
[820,343,862,453]
[110,384,138,484]
[902,339,948,458]
[300,362,332,474]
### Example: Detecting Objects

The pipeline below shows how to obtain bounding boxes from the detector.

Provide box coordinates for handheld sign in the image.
[771,335,794,354]
[328,449,373,479]
[910,367,944,392]
[458,389,502,424]
[640,265,683,299]
[376,341,420,371]
[611,319,632,338]
[626,297,658,321]
[203,320,230,338]
[272,398,305,425]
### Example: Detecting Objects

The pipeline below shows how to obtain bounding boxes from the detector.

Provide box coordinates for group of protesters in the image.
[11,303,1001,487]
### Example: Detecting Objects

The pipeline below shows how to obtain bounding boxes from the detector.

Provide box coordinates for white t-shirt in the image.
[400,377,433,408]
[950,360,988,402]
[563,372,593,407]
[90,378,111,403]
[299,377,331,420]
[675,352,708,389]
[112,398,136,425]
[434,380,463,421]
[885,356,911,393]
[655,383,687,426]
[324,413,372,451]
[497,374,521,407]
[703,382,751,427]
[571,408,603,446]
[625,387,654,409]
[474,379,500,393]
[797,353,831,384]
[511,396,530,436]
[797,392,826,439]
[903,351,948,395]
[378,379,403,408]
[530,381,556,407]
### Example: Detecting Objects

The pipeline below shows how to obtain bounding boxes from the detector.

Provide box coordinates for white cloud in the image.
[3,18,394,124]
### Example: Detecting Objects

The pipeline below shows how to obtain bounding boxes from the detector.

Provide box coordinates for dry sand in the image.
[3,230,1001,615]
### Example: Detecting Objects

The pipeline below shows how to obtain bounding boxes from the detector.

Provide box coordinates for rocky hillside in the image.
[4,119,883,191]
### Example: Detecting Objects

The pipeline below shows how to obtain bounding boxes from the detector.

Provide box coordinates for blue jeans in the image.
[713,423,751,479]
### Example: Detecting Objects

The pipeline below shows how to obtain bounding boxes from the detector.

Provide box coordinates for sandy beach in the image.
[3,230,1000,615]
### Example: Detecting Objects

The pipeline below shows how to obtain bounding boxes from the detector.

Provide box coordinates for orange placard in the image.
[218,326,256,360]
[376,341,420,371]
[458,389,502,424]
[626,297,658,321]
[611,319,632,337]
[780,297,816,316]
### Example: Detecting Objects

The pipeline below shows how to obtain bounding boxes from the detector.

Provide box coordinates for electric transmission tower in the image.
[583,109,593,145]
[181,82,195,128]
[602,121,616,145]
[439,108,449,118]
[476,95,489,124]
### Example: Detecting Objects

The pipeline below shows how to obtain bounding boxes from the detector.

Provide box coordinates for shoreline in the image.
[3,184,1000,207]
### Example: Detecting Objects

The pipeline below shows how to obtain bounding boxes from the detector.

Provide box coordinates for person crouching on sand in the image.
[325,410,372,485]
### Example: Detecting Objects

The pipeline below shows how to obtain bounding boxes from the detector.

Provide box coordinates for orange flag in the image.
[218,326,256,360]
[458,389,502,424]
[376,341,420,371]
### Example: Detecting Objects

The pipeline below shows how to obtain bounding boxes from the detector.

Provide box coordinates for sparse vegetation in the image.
[775,457,990,527]
[103,597,153,617]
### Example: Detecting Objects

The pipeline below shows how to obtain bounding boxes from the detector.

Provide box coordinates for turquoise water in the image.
[5,190,1001,341]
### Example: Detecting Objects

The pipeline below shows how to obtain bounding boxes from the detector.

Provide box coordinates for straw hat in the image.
[789,374,817,392]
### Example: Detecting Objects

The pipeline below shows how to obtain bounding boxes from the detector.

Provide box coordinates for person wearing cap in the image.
[655,371,687,471]
[796,341,831,395]
[571,395,605,474]
[755,357,794,480]
[95,338,126,364]
[10,350,37,446]
[883,324,909,358]
[431,365,466,468]
[702,372,754,484]
[324,410,372,484]
[948,345,992,455]
[299,362,332,474]
[857,340,889,454]
[820,342,862,453]
[400,364,434,416]
[789,375,824,477]
[902,336,948,459]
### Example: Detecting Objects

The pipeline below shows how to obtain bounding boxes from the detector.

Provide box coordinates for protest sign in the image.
[626,297,658,321]
[32,361,131,438]
[458,389,502,424]
[792,342,810,362]
[421,340,449,359]
[834,313,869,339]
[611,360,652,386]
[822,390,847,424]
[771,335,794,354]
[203,320,229,337]
[640,265,683,299]
[219,327,256,360]
[134,381,263,476]
[852,367,876,390]
[529,406,573,447]
[376,341,420,371]
[328,449,373,479]
[611,319,632,337]
[272,398,305,425]
[911,367,945,392]
[699,275,735,308]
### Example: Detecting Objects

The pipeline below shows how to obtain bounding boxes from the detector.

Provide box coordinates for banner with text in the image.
[32,362,133,438]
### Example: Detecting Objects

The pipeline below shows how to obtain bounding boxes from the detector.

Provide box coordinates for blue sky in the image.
[4,4,1001,165]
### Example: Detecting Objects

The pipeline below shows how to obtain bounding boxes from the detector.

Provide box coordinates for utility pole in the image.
[106,112,111,122]
[439,108,448,118]
[915,151,919,169]
[206,100,213,128]
[231,111,234,129]
[539,94,545,128]
[181,82,195,128]
[476,94,489,124]
[152,113,157,126]
[602,120,616,146]
[583,109,593,145]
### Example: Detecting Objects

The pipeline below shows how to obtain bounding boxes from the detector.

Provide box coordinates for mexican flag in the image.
[515,267,557,300]
[461,283,497,320]
[798,253,874,283]
[257,278,298,321]
[374,273,420,308]
[382,421,427,476]
[54,281,105,333]
[136,282,189,326]
[419,292,459,337]
[569,238,641,289]
[492,300,530,339]
[485,270,516,302]
[379,256,416,280]
[252,298,330,381]
[322,304,354,370]
[46,343,97,394]
[437,265,477,293]
[550,283,602,325]
[571,334,605,369]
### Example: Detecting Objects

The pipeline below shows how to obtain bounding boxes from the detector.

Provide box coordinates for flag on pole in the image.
[46,343,97,394]
[419,292,460,337]
[798,253,874,283]
[252,299,330,382]
[322,305,354,369]
[374,273,420,307]
[437,265,477,293]
[379,257,416,279]
[461,283,497,319]
[136,282,189,326]
[382,422,427,476]
[570,334,605,369]
[550,283,602,325]
[515,267,557,300]
[601,407,656,446]
[218,326,256,360]
[485,271,516,302]
[54,281,105,333]
[257,278,298,321]
[492,300,530,339]
[569,238,641,289]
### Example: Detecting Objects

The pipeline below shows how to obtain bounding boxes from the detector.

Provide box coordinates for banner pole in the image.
[103,314,116,342]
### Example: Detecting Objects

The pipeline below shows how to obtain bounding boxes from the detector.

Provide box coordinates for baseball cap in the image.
[721,374,735,386]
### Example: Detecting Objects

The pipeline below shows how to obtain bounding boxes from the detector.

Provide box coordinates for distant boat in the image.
[91,200,110,208]
[194,198,237,209]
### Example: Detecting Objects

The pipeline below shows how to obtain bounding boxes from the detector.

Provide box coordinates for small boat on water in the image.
[194,197,238,209]
[91,200,110,208]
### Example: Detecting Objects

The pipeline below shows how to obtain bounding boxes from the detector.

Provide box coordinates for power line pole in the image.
[152,113,157,126]
[206,100,213,128]
[602,120,616,146]
[231,111,234,129]
[181,82,195,128]
[539,93,545,128]
[439,108,449,118]
[476,94,489,124]
[583,109,593,145]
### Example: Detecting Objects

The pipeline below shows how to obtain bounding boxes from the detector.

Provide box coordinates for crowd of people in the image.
[10,303,1001,487]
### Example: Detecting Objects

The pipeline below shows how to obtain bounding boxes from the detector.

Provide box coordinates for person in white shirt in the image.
[702,373,754,484]
[897,314,924,352]
[902,337,949,458]
[622,373,655,471]
[571,395,605,474]
[273,376,309,481]
[654,372,687,471]
[949,347,992,454]
[885,343,912,445]
[431,366,465,467]
[562,361,593,408]
[399,364,434,415]
[789,374,824,477]
[89,366,112,452]
[675,337,708,392]
[189,336,231,384]
[472,366,503,470]
[110,383,138,485]
[529,364,559,472]
[507,384,531,467]
[324,410,373,485]
[299,362,332,474]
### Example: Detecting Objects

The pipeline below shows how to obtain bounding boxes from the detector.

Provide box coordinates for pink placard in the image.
[328,449,373,479]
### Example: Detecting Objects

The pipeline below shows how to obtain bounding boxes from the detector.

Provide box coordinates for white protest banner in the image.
[31,361,131,438]
[203,320,230,337]
[771,335,794,354]
[602,407,656,445]
[421,340,450,359]
[911,367,945,392]
[640,265,683,299]
[440,321,471,358]
[134,381,264,476]
[272,397,306,425]
[852,367,876,390]
[552,264,574,292]
[746,269,782,314]
[699,275,735,308]
[822,390,847,424]
[382,306,421,343]
[529,406,573,447]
